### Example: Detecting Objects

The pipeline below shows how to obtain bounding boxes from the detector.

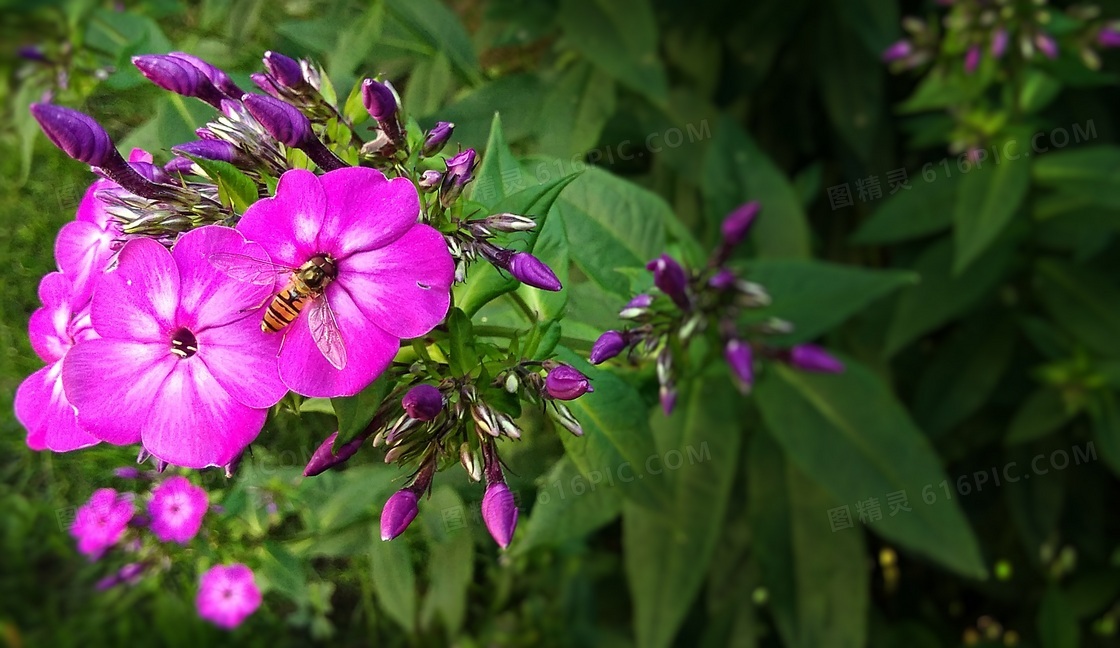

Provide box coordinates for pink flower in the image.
[196,564,262,629]
[148,475,209,543]
[63,225,288,468]
[15,272,100,452]
[71,488,134,559]
[236,168,454,397]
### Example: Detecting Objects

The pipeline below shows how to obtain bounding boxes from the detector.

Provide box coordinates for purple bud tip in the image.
[380,489,419,541]
[724,339,754,391]
[590,330,627,364]
[659,386,677,416]
[30,103,116,167]
[362,78,399,122]
[709,268,736,290]
[1099,27,1120,49]
[165,157,195,174]
[402,384,443,421]
[241,93,312,147]
[422,121,455,156]
[19,45,47,62]
[646,254,690,310]
[263,51,305,89]
[991,28,1009,58]
[881,40,912,63]
[445,148,477,181]
[114,467,142,479]
[1036,33,1059,60]
[303,431,367,477]
[132,54,222,106]
[418,169,442,191]
[509,252,563,291]
[721,201,760,248]
[627,294,653,310]
[482,482,518,549]
[964,45,982,74]
[788,344,845,374]
[545,365,594,400]
[172,140,241,164]
[168,52,243,97]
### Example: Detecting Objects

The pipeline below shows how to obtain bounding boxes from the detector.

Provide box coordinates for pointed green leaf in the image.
[516,456,622,554]
[369,527,417,633]
[953,158,1030,273]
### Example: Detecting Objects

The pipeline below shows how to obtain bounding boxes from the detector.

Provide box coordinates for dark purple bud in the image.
[18,45,48,62]
[118,562,145,585]
[380,489,419,541]
[509,252,562,291]
[303,431,368,477]
[659,385,677,416]
[263,51,306,89]
[721,201,760,248]
[1035,33,1059,60]
[95,575,120,591]
[1099,27,1120,49]
[127,161,171,185]
[30,103,116,167]
[128,513,150,528]
[362,78,399,123]
[545,364,594,400]
[881,39,912,63]
[590,330,627,364]
[710,268,736,290]
[168,52,244,97]
[241,93,312,147]
[481,482,518,549]
[114,467,142,479]
[418,170,442,191]
[165,157,195,174]
[250,72,280,97]
[445,148,476,180]
[724,339,754,393]
[132,55,224,107]
[422,121,455,157]
[964,45,981,74]
[788,344,845,373]
[991,28,1009,58]
[402,384,443,421]
[172,140,242,164]
[646,254,690,310]
[619,294,653,319]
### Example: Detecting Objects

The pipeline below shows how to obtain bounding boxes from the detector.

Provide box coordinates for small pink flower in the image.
[236,168,454,397]
[196,564,262,629]
[148,475,209,543]
[71,488,134,559]
[15,272,100,452]
[63,225,287,468]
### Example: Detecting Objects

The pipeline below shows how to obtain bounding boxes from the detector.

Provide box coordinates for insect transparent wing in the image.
[308,295,347,370]
[209,252,292,286]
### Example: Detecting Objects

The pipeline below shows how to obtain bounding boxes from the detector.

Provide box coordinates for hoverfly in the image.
[209,252,347,370]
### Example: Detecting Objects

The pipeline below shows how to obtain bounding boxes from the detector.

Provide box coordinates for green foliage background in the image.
[1,0,1120,646]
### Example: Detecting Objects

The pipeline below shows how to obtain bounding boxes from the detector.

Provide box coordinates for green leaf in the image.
[623,378,742,648]
[516,457,622,554]
[434,75,543,148]
[1087,392,1120,477]
[472,113,523,209]
[817,2,883,161]
[419,487,473,636]
[184,156,258,213]
[885,237,1012,356]
[1038,587,1080,648]
[851,174,958,245]
[331,376,392,447]
[952,157,1031,273]
[447,308,478,377]
[755,361,987,578]
[557,0,669,106]
[369,527,417,633]
[384,0,481,84]
[537,61,617,158]
[703,116,810,259]
[739,259,917,344]
[120,95,213,153]
[515,214,569,323]
[1005,388,1074,445]
[1033,259,1120,358]
[749,432,869,648]
[402,53,453,119]
[257,541,309,601]
[554,347,667,509]
[1032,144,1120,202]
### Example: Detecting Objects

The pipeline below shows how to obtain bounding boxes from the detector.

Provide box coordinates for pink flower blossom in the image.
[71,488,135,559]
[148,475,209,543]
[63,225,287,468]
[15,272,100,452]
[196,564,262,629]
[236,168,454,397]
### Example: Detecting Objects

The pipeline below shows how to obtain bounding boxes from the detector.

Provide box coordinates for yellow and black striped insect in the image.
[210,252,347,370]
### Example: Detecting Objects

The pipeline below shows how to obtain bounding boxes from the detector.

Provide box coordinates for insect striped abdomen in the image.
[262,286,310,332]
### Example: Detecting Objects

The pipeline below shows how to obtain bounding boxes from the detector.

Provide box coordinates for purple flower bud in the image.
[362,78,399,123]
[722,201,760,248]
[249,72,280,97]
[590,330,627,364]
[659,385,677,415]
[303,431,368,477]
[165,157,195,174]
[422,121,454,156]
[788,344,845,373]
[964,45,982,74]
[881,39,912,63]
[483,213,536,232]
[30,103,116,167]
[545,365,594,400]
[19,45,48,62]
[646,254,690,310]
[724,339,754,393]
[1035,33,1059,60]
[168,52,243,97]
[263,51,306,89]
[380,489,419,541]
[241,93,312,147]
[95,575,120,591]
[1099,27,1120,49]
[991,28,1009,58]
[482,482,518,549]
[418,169,442,191]
[132,54,224,107]
[446,148,476,177]
[118,562,145,585]
[114,467,142,479]
[171,140,242,164]
[619,294,653,319]
[709,268,736,290]
[509,252,562,291]
[402,384,443,421]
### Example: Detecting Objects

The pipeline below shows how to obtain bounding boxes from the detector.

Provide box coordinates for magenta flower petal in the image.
[196,564,262,629]
[28,273,74,363]
[71,488,134,560]
[278,286,398,397]
[235,169,326,267]
[149,475,209,544]
[171,226,274,332]
[91,238,181,343]
[317,168,420,257]
[64,338,176,446]
[55,221,115,306]
[16,362,100,452]
[75,178,114,228]
[335,225,454,339]
[196,316,286,408]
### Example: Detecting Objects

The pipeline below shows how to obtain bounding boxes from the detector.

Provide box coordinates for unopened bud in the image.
[619,294,653,319]
[168,52,243,98]
[132,54,224,107]
[551,402,584,436]
[647,254,691,310]
[481,482,518,549]
[590,330,627,364]
[172,140,243,165]
[545,365,594,400]
[379,489,419,541]
[422,121,454,157]
[362,78,400,123]
[724,339,754,393]
[439,148,477,207]
[721,201,760,249]
[508,252,562,291]
[31,103,116,167]
[460,444,482,482]
[788,344,844,373]
[402,384,443,421]
[484,213,536,232]
[263,51,306,89]
[418,169,442,191]
[241,93,311,147]
[881,39,912,63]
[303,431,368,477]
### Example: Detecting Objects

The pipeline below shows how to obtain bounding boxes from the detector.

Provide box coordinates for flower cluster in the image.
[589,202,843,413]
